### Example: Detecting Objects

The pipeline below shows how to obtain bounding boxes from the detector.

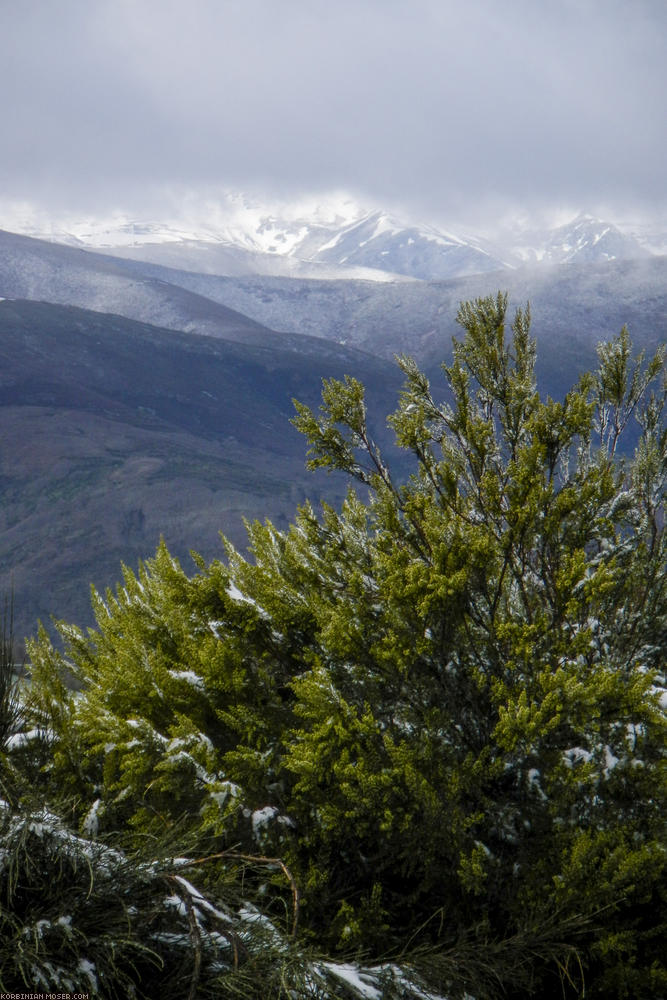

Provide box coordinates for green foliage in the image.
[0,594,23,751]
[16,294,667,998]
[0,799,401,998]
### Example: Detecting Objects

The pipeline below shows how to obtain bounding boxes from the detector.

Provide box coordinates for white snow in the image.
[226,581,254,604]
[226,582,271,619]
[168,669,205,690]
[208,780,242,807]
[321,962,383,999]
[378,965,454,999]
[369,214,403,242]
[602,745,620,777]
[238,904,285,947]
[82,798,102,837]
[77,958,99,991]
[172,874,234,924]
[251,805,279,838]
[6,728,45,750]
[563,747,593,768]
[164,893,188,917]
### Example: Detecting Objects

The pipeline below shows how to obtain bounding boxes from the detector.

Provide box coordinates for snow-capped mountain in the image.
[296,210,509,279]
[0,195,657,283]
[12,199,507,281]
[509,213,651,266]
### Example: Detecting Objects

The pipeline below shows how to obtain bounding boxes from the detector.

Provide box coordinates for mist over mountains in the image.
[6,197,656,282]
[0,203,665,640]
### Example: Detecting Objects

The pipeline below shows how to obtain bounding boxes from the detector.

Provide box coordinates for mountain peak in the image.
[0,195,656,282]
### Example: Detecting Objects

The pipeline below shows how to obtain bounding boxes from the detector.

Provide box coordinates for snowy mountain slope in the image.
[4,194,656,283]
[0,228,388,355]
[1,228,663,389]
[97,210,505,281]
[90,238,408,282]
[4,196,409,282]
[305,209,508,279]
[509,213,650,265]
[95,209,648,281]
[99,250,666,382]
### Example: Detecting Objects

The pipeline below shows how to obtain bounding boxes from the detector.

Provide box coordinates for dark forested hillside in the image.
[0,298,402,638]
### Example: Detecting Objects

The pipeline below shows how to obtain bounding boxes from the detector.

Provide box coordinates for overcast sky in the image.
[1,0,665,230]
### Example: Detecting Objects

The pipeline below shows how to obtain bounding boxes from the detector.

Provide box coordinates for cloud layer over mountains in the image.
[2,0,665,227]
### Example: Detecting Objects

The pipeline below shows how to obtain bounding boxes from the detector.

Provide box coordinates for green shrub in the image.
[19,294,666,998]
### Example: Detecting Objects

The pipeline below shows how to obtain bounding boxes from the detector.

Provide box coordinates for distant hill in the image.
[2,229,663,390]
[0,298,402,640]
[0,228,306,347]
[97,254,667,399]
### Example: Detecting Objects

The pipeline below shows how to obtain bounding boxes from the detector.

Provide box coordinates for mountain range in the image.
[0,202,664,641]
[8,198,655,282]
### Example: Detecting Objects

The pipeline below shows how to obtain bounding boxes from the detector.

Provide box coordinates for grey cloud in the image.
[1,0,665,223]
